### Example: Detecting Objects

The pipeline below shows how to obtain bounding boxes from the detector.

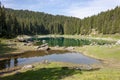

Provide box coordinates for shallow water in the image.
[0,50,100,70]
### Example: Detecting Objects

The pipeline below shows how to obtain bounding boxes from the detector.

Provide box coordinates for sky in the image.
[1,0,120,19]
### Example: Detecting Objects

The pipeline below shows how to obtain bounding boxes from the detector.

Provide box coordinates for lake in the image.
[0,50,100,70]
[29,37,115,46]
[1,37,112,70]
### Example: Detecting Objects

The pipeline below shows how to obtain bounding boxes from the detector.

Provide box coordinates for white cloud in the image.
[1,0,120,18]
[65,0,120,19]
[1,0,65,11]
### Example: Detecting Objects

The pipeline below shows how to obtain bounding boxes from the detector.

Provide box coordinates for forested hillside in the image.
[0,2,120,38]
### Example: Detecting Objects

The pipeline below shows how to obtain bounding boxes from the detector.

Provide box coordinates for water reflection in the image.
[31,37,115,46]
[14,58,18,66]
[0,58,18,70]
[0,50,67,70]
[32,37,91,46]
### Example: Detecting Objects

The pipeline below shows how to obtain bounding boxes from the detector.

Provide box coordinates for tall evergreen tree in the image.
[0,1,120,38]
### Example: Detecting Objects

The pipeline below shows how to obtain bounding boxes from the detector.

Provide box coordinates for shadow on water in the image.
[0,67,82,80]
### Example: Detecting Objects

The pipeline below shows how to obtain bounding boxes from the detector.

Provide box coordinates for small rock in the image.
[42,60,50,64]
[42,40,46,44]
[55,45,59,48]
[37,46,50,51]
[27,43,33,46]
[116,40,120,45]
[75,67,81,70]
[66,46,75,50]
[24,43,27,46]
[22,65,34,69]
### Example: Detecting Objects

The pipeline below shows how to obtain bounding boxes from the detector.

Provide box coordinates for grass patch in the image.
[99,34,120,39]
[1,67,80,80]
[0,43,16,55]
[0,62,82,80]
[76,45,120,60]
[76,45,120,68]
[63,68,120,80]
[0,62,120,80]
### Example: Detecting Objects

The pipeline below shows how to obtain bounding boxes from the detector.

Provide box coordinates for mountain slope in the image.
[0,3,120,38]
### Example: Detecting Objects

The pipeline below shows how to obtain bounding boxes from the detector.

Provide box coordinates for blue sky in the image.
[1,0,120,18]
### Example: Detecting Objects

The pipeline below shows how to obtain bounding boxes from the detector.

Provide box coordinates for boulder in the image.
[24,42,33,46]
[37,45,50,51]
[40,43,48,47]
[46,47,51,51]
